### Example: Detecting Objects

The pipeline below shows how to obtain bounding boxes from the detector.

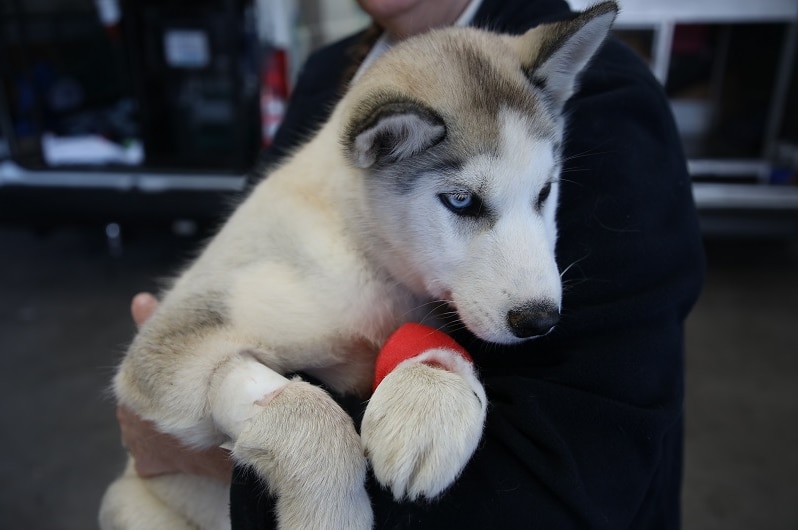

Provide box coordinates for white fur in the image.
[532,10,617,106]
[362,348,487,500]
[100,461,230,530]
[352,112,446,168]
[391,110,562,343]
[100,6,616,529]
[209,353,291,439]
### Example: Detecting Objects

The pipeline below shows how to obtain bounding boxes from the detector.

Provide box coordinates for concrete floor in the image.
[0,223,796,529]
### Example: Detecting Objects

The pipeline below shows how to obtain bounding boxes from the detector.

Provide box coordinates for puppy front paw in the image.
[361,359,487,501]
[234,381,372,530]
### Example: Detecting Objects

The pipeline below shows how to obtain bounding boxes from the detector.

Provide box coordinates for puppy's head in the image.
[342,3,617,344]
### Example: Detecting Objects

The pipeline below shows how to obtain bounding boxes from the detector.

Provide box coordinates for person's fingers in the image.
[117,403,233,480]
[131,292,158,328]
[116,404,173,477]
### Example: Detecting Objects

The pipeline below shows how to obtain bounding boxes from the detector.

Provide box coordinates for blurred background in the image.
[0,0,796,528]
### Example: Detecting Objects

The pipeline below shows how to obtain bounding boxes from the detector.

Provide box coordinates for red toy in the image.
[373,323,473,392]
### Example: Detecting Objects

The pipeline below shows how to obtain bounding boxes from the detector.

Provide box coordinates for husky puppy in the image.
[100,3,617,529]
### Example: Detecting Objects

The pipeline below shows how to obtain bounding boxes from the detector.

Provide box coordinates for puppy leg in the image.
[361,348,487,501]
[99,462,199,530]
[212,354,373,530]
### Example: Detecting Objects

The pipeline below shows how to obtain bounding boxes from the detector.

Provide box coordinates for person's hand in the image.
[117,292,234,483]
[116,404,233,482]
[130,291,159,328]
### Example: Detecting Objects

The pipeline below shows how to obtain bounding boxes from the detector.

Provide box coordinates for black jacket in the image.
[231,0,705,528]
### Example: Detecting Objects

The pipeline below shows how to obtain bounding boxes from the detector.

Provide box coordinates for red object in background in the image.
[260,48,289,147]
[672,24,711,55]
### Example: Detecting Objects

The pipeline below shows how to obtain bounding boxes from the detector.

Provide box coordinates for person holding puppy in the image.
[116,0,704,528]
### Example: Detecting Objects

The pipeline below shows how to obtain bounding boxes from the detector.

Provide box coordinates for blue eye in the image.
[447,192,472,209]
[439,191,483,217]
[537,182,552,210]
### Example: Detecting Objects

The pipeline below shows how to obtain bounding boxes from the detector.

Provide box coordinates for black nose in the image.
[507,302,560,339]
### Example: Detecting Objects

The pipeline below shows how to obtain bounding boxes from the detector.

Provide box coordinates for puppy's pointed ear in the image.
[519,1,618,111]
[346,100,446,169]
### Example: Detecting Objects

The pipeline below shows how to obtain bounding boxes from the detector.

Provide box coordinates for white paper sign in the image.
[164,29,210,69]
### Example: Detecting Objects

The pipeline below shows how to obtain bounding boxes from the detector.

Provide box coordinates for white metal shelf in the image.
[0,160,246,192]
[693,182,798,211]
[568,0,798,24]
[570,0,798,226]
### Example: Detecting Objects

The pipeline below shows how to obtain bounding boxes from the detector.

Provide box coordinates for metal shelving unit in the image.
[0,161,246,192]
[570,0,798,221]
[2,0,797,232]
[0,0,256,198]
